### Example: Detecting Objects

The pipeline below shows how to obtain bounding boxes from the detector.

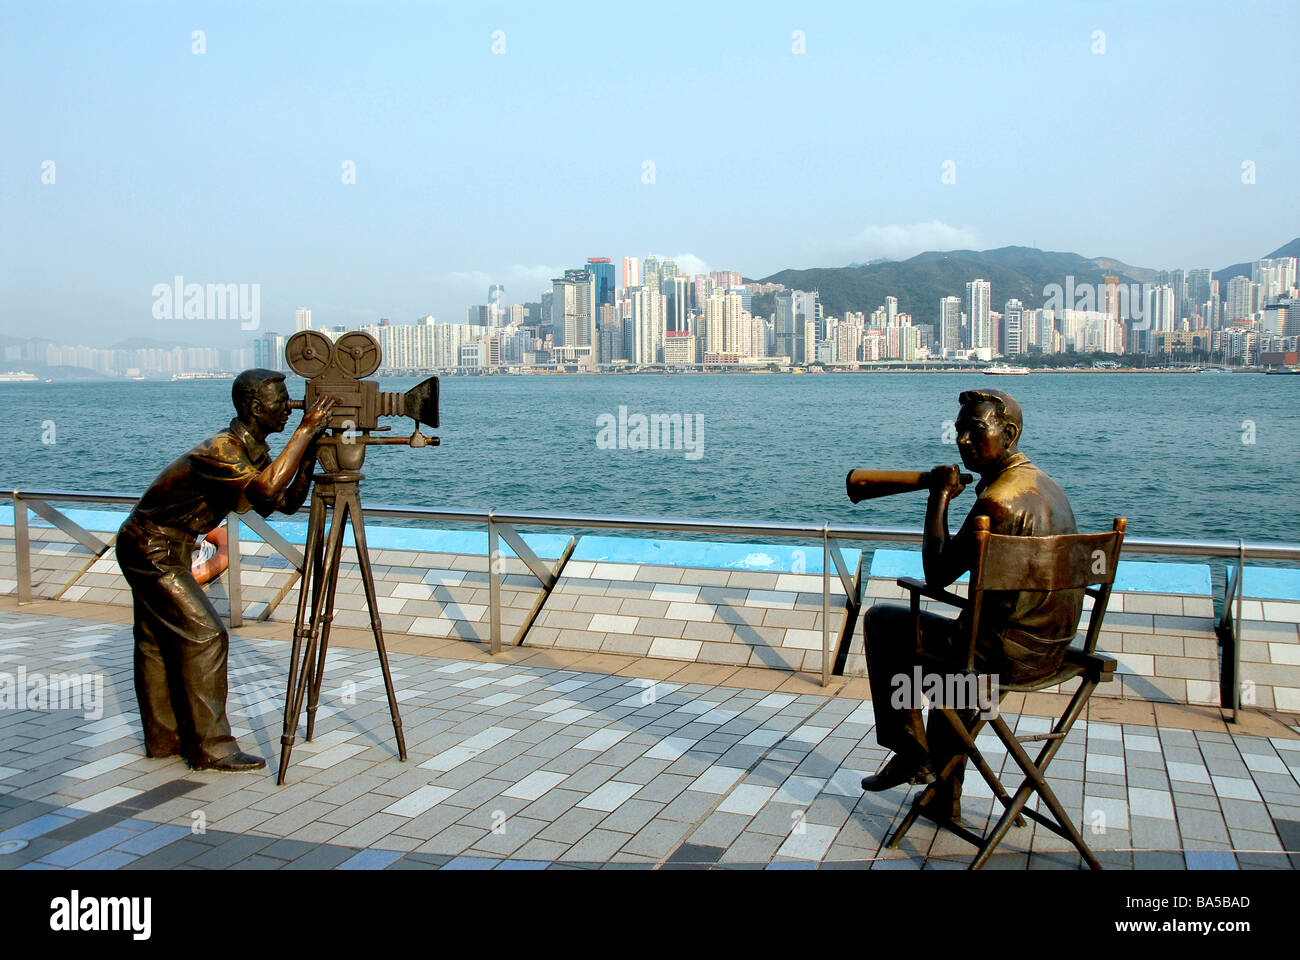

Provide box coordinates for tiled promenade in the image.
[2,599,1298,870]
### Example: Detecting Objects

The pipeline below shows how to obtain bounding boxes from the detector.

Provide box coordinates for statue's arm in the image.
[244,397,334,512]
[276,441,317,515]
[922,464,971,588]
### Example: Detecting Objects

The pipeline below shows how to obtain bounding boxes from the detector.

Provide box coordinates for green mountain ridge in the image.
[758,239,1298,322]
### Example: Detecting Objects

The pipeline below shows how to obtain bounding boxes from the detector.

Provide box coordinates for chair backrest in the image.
[967,516,1127,657]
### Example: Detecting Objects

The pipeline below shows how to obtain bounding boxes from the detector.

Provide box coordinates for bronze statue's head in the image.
[955,389,1022,474]
[233,369,292,438]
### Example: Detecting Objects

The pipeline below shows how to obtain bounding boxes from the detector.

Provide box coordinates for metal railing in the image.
[6,487,1300,696]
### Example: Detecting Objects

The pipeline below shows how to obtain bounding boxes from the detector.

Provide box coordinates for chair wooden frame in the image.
[884,515,1127,869]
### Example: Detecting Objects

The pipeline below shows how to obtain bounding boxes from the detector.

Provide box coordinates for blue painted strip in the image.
[0,812,77,843]
[338,848,403,870]
[41,825,139,868]
[0,506,856,574]
[115,822,191,856]
[1226,565,1300,601]
[571,535,857,575]
[869,550,967,584]
[869,549,1212,596]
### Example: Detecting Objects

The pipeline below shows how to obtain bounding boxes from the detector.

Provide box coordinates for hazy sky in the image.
[3,0,1297,347]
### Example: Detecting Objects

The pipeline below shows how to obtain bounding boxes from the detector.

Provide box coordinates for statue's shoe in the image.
[190,751,267,772]
[860,754,937,792]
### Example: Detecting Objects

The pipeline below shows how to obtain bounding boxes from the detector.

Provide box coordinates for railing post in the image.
[822,525,831,687]
[14,490,32,605]
[1231,540,1245,721]
[487,510,501,655]
[226,518,243,628]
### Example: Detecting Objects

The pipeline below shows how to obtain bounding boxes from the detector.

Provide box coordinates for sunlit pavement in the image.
[1,602,1298,871]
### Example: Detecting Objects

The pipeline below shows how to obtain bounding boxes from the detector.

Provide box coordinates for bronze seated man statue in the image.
[115,370,334,771]
[860,389,1083,813]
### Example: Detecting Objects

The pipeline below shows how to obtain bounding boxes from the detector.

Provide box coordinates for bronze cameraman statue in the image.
[116,370,335,771]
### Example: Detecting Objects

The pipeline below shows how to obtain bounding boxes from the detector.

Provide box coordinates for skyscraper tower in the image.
[586,258,615,327]
[621,256,641,289]
[643,256,661,300]
[663,275,689,334]
[295,307,312,332]
[939,296,961,352]
[966,280,991,351]
[550,269,596,348]
[1002,299,1024,357]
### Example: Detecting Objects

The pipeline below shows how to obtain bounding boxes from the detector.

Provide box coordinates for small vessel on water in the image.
[983,363,1029,375]
[1265,367,1300,376]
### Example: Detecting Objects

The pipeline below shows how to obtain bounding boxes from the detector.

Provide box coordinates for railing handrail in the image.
[5,485,1300,562]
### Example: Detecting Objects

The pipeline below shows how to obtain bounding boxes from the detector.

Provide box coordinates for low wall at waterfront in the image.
[3,507,1299,713]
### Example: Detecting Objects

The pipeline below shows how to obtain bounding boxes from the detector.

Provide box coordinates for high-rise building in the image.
[294,308,312,332]
[254,331,288,371]
[1226,276,1255,321]
[598,305,623,363]
[702,292,745,355]
[661,275,689,333]
[775,291,798,362]
[939,296,961,352]
[1171,269,1187,322]
[621,256,641,289]
[1253,258,1299,299]
[550,269,596,349]
[586,258,616,326]
[966,280,991,350]
[729,286,752,314]
[1002,299,1024,356]
[1187,269,1212,310]
[630,287,665,365]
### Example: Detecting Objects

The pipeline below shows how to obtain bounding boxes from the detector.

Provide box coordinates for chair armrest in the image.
[897,577,967,609]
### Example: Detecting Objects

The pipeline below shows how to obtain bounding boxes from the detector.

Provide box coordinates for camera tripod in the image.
[277,433,431,785]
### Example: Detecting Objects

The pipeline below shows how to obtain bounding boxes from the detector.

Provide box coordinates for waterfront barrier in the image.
[4,488,1300,716]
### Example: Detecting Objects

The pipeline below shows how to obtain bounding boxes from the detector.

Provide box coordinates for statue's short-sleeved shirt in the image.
[127,419,274,539]
[952,452,1084,681]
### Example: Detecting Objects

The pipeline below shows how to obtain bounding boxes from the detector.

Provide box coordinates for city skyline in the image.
[3,2,1298,348]
[9,247,1296,376]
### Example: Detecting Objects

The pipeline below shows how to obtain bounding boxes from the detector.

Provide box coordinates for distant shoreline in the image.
[3,366,1272,383]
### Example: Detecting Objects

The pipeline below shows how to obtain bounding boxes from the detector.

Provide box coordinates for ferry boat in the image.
[982,364,1029,375]
[0,370,40,382]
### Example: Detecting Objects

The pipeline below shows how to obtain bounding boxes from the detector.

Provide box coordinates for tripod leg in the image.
[301,499,330,721]
[279,497,348,784]
[348,490,407,761]
[280,493,325,777]
[306,499,349,741]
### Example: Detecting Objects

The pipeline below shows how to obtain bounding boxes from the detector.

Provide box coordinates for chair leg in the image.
[969,680,1100,870]
[980,716,1101,870]
[886,750,969,848]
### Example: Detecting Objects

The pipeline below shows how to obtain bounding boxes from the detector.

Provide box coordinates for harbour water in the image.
[1,372,1296,544]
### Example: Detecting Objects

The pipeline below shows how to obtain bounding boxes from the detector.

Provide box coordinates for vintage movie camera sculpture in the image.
[286,329,439,465]
[277,329,440,784]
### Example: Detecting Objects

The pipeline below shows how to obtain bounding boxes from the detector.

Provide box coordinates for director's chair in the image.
[884,515,1127,870]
